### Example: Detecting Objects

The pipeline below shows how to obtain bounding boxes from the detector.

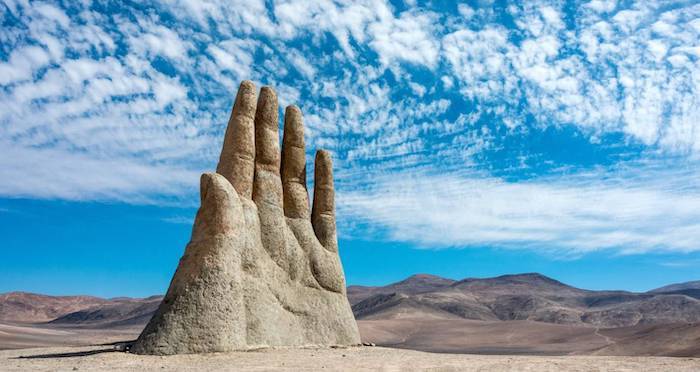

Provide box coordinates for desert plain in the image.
[3,273,700,371]
[2,344,700,372]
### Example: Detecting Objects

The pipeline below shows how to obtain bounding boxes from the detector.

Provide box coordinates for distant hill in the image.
[0,292,108,323]
[5,274,700,329]
[349,273,700,328]
[347,274,455,304]
[2,273,700,356]
[649,280,700,294]
[48,296,163,328]
[0,292,161,327]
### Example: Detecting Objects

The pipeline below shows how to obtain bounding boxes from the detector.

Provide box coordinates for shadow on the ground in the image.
[15,340,137,359]
[98,339,137,347]
[16,348,117,359]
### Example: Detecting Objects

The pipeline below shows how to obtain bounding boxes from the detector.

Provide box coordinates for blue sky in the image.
[1,0,700,297]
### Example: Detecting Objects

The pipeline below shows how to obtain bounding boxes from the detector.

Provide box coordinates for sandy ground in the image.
[2,320,699,370]
[0,322,140,350]
[359,319,611,355]
[0,345,698,371]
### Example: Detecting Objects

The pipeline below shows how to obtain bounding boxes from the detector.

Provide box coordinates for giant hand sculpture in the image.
[131,81,360,355]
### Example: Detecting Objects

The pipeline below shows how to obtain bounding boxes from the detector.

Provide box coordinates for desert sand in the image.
[2,344,699,371]
[358,319,700,356]
[0,323,141,350]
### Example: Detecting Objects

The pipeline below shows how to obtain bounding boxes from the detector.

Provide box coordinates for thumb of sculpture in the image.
[130,81,360,355]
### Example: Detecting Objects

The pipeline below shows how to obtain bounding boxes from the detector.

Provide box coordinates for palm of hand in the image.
[132,81,360,355]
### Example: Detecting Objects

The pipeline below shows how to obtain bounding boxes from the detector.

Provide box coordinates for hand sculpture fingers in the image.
[308,152,345,293]
[193,173,246,240]
[217,80,257,199]
[311,150,338,252]
[252,87,290,271]
[131,172,247,355]
[281,106,310,219]
[252,87,282,205]
[133,81,361,355]
[211,83,343,291]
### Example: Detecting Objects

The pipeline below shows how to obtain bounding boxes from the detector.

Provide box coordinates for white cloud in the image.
[124,21,190,62]
[368,9,439,68]
[457,4,475,20]
[0,45,52,84]
[164,0,276,36]
[273,1,440,68]
[283,47,316,79]
[1,0,700,258]
[586,0,617,14]
[0,1,220,204]
[339,162,700,254]
[442,26,515,102]
[441,75,453,89]
[32,3,70,27]
[408,82,426,96]
[0,141,198,203]
[206,40,255,78]
[442,0,700,152]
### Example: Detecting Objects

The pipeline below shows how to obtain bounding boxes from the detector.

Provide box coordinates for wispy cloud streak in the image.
[339,161,700,254]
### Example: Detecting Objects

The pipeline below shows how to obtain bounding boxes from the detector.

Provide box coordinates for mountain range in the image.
[0,292,162,327]
[2,273,699,356]
[349,273,700,327]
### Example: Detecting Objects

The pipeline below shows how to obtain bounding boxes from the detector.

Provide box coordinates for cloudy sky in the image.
[1,0,699,296]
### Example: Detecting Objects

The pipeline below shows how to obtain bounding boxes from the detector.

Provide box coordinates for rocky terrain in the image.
[48,296,163,328]
[0,292,108,323]
[0,293,162,329]
[2,273,699,356]
[350,273,700,328]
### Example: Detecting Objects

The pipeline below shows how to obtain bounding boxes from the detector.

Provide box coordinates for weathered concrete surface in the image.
[131,81,360,355]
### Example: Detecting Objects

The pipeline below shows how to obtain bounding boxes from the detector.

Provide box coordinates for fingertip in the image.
[314,150,333,187]
[315,149,332,164]
[258,87,277,111]
[281,104,309,218]
[233,80,257,121]
[312,150,336,251]
[255,86,279,132]
[284,105,303,127]
[217,81,257,198]
[201,172,235,195]
[239,80,255,91]
[283,105,305,148]
[193,173,243,240]
[260,85,276,97]
[285,104,301,114]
